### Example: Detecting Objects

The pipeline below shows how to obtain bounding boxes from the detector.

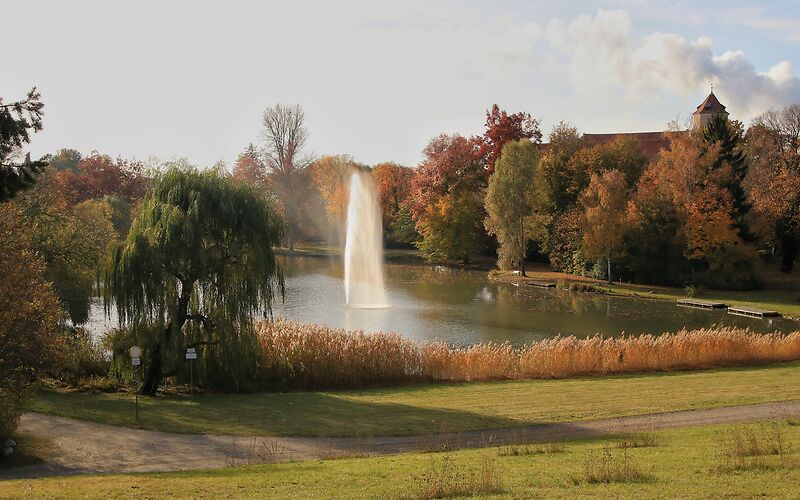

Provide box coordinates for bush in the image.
[698,244,761,290]
[48,327,110,386]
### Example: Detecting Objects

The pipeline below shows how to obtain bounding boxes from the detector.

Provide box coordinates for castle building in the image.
[571,91,728,160]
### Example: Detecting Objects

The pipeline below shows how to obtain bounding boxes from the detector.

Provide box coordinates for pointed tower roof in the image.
[693,91,728,116]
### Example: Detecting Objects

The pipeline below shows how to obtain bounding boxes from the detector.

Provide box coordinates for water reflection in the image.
[269,256,799,347]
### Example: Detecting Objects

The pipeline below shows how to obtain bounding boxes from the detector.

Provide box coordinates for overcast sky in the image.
[4,0,800,167]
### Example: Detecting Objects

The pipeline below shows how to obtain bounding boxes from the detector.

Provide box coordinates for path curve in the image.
[4,400,800,480]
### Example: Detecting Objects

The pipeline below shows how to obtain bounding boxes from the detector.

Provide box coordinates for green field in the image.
[3,420,799,498]
[30,361,800,437]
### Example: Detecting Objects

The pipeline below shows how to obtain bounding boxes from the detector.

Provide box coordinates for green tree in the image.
[416,190,483,264]
[484,140,540,275]
[703,114,749,235]
[104,164,284,394]
[0,88,48,201]
[16,173,117,325]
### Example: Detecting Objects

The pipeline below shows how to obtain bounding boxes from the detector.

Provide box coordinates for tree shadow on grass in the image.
[31,390,520,438]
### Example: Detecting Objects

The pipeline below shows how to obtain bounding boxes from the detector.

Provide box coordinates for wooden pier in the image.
[528,281,556,288]
[727,306,781,318]
[676,298,728,309]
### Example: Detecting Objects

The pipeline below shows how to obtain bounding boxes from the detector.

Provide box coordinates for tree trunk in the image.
[606,249,612,284]
[139,279,193,395]
[141,337,163,396]
[519,259,526,277]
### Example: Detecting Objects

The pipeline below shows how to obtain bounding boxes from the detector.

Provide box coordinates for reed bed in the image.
[256,320,800,390]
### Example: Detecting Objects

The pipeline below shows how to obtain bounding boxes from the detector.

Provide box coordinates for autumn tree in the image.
[0,203,61,440]
[625,159,690,284]
[261,104,314,249]
[232,143,267,187]
[0,88,48,201]
[746,105,800,271]
[311,155,355,226]
[105,164,284,394]
[484,140,540,275]
[409,134,486,263]
[580,169,629,283]
[476,104,541,174]
[373,162,414,243]
[53,153,146,206]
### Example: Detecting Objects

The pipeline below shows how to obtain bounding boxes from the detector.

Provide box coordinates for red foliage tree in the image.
[53,153,146,204]
[476,104,541,174]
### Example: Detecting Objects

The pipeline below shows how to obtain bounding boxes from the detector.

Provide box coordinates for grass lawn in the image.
[30,361,800,437]
[492,267,800,319]
[3,420,800,498]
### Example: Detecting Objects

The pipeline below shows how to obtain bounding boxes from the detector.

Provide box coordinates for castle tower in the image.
[693,90,729,129]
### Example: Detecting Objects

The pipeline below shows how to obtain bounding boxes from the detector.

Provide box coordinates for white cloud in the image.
[544,9,800,119]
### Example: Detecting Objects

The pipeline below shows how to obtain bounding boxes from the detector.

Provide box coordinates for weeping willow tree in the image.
[104,163,284,394]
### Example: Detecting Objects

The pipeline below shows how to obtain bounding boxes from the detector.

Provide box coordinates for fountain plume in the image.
[344,169,388,308]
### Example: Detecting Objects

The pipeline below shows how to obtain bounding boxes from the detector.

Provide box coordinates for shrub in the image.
[583,445,650,483]
[48,327,110,386]
[412,454,503,499]
[714,421,795,472]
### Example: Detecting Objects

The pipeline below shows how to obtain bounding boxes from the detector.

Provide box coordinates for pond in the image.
[268,256,799,346]
[85,255,798,346]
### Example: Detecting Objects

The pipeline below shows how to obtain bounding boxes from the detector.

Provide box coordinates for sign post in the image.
[129,345,142,421]
[185,347,197,400]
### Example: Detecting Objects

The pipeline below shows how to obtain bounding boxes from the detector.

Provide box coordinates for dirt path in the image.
[3,400,800,480]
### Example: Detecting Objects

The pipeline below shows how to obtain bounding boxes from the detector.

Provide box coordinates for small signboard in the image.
[129,345,142,359]
[132,357,141,366]
[186,347,197,360]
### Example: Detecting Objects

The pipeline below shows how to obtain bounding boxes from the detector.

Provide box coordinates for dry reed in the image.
[256,320,800,390]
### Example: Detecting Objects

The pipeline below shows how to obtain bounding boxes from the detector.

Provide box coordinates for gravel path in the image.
[3,400,800,480]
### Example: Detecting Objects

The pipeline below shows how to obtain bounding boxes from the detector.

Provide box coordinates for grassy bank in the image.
[4,420,800,498]
[490,267,800,318]
[30,361,800,437]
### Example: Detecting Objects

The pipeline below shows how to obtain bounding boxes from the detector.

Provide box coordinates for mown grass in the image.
[29,361,800,437]
[3,421,800,498]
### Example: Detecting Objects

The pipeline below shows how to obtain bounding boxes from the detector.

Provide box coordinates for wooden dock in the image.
[676,298,728,309]
[727,306,781,318]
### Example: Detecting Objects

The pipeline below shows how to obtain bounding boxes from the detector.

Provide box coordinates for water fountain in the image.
[344,168,388,308]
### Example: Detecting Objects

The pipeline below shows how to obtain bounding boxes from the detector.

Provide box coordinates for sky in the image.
[4,0,800,168]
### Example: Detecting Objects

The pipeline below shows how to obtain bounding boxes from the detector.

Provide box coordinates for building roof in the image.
[693,91,728,116]
[581,131,676,159]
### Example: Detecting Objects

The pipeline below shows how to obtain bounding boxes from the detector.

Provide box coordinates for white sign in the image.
[186,347,197,360]
[129,345,142,359]
[132,357,141,366]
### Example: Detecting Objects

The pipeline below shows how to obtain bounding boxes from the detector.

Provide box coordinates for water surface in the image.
[270,256,798,346]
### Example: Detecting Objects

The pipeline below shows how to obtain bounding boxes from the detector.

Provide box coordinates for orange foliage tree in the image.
[580,169,630,282]
[311,155,355,226]
[372,162,413,230]
[0,202,61,439]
